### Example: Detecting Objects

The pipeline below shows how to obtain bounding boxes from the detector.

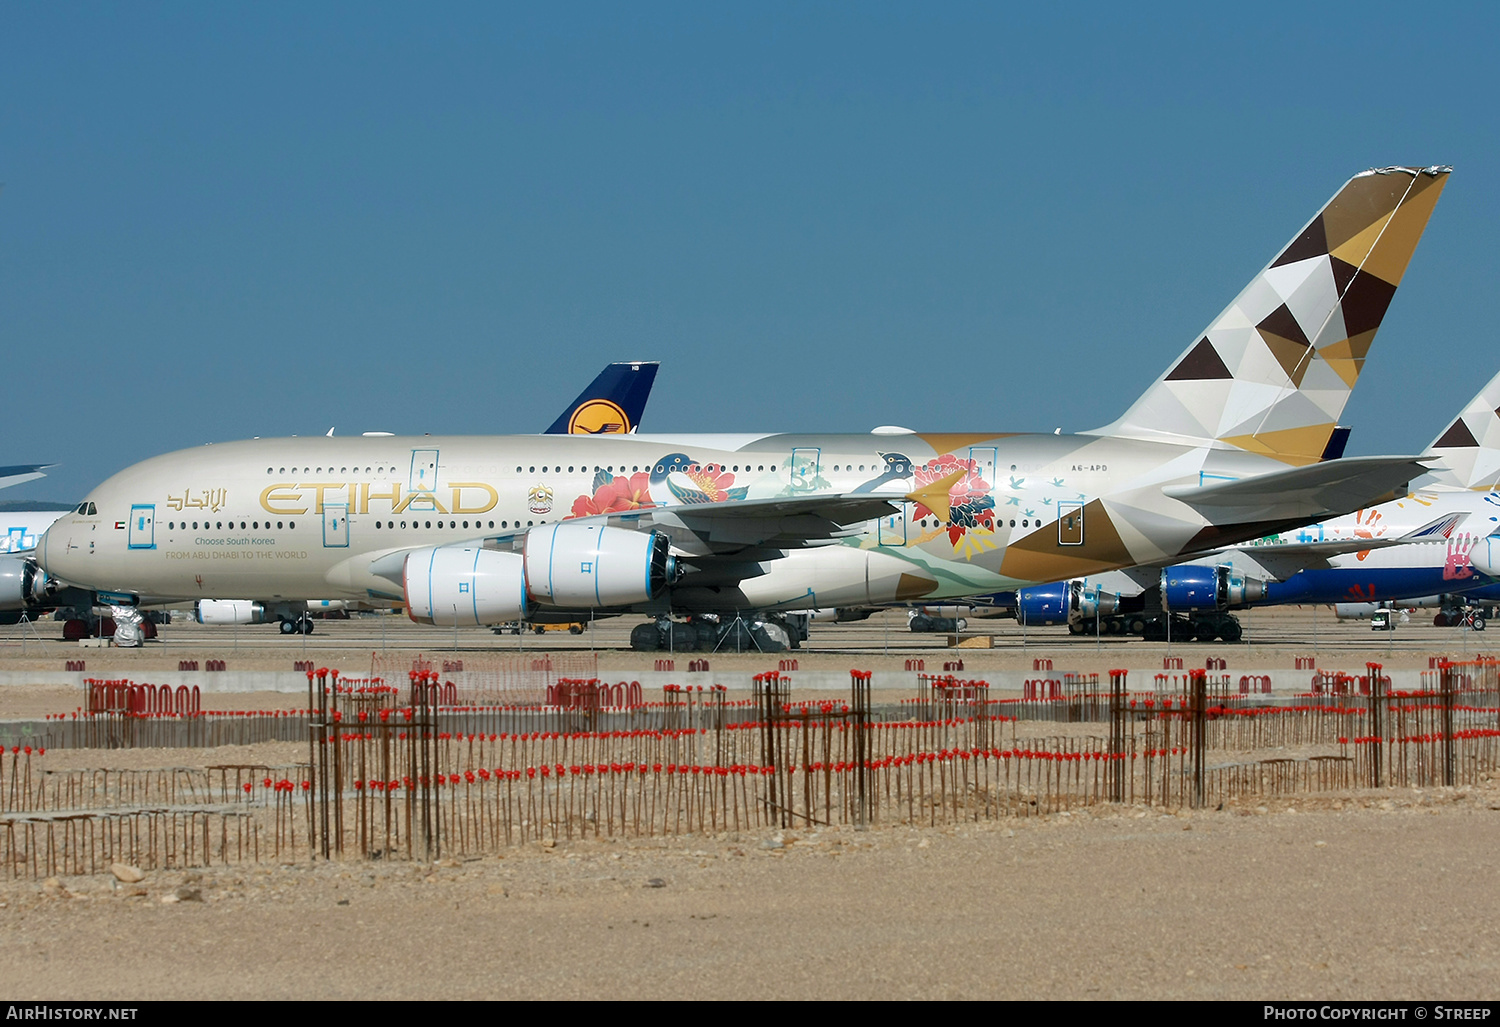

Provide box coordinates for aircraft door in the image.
[127,505,155,550]
[877,502,910,547]
[1058,502,1084,546]
[789,448,821,493]
[409,449,440,494]
[966,447,998,485]
[323,504,349,548]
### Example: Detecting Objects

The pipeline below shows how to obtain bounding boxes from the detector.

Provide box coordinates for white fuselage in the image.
[35,430,1397,616]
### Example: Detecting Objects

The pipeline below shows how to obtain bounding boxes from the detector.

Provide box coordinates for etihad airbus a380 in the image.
[26,167,1450,650]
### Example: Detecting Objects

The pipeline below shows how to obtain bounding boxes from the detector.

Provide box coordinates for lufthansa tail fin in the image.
[544,361,660,435]
[1419,366,1500,490]
[1095,166,1450,465]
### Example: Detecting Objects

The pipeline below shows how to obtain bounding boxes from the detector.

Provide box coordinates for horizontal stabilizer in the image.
[1163,455,1431,518]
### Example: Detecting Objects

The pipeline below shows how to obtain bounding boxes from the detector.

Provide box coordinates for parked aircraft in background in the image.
[27,167,1450,652]
[0,464,54,492]
[1008,361,1500,640]
[0,462,71,624]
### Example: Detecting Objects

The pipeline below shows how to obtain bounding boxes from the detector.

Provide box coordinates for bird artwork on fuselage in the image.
[569,454,752,518]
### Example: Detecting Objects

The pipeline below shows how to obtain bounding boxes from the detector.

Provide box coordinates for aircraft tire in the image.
[629,623,660,651]
[279,620,297,635]
[1472,616,1486,632]
[1194,621,1217,642]
[1219,619,1243,643]
[1128,617,1146,636]
[300,618,314,635]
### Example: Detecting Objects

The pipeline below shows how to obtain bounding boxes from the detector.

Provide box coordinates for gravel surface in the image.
[3,785,1497,1000]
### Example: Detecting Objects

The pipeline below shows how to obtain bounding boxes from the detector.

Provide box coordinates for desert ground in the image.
[1,607,1496,1001]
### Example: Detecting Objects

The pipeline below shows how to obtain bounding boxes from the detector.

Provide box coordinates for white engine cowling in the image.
[523,524,672,607]
[1471,535,1500,578]
[195,599,266,625]
[404,546,528,627]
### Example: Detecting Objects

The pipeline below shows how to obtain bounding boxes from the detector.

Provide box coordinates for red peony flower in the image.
[569,472,655,518]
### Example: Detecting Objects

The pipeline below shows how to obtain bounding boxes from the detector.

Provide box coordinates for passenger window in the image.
[278,522,284,529]
[289,521,295,529]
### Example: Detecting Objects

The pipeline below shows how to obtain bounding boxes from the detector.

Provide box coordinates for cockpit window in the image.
[77,504,86,514]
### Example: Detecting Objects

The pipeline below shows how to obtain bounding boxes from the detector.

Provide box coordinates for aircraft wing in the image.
[0,464,53,492]
[357,493,898,593]
[1162,455,1433,519]
[592,494,900,555]
[1131,511,1467,583]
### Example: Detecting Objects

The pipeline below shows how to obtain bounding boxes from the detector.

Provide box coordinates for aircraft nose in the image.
[36,520,72,578]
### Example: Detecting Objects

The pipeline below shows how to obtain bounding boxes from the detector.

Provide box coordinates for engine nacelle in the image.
[404,546,528,627]
[524,524,673,607]
[0,555,47,612]
[194,599,266,625]
[1018,580,1120,627]
[1017,584,1069,626]
[1471,535,1500,578]
[1160,565,1267,612]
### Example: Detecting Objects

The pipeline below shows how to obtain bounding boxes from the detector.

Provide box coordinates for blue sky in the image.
[4,4,1495,503]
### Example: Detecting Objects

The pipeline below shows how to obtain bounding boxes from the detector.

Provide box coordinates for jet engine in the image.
[524,523,674,607]
[194,600,266,625]
[404,526,674,627]
[1017,580,1120,627]
[404,546,529,627]
[1017,583,1068,626]
[0,554,47,612]
[1470,534,1500,578]
[1071,580,1120,622]
[1160,565,1266,612]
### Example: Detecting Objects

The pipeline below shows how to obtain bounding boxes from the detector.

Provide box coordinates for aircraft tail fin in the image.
[1095,166,1450,465]
[545,361,660,435]
[1419,367,1500,490]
